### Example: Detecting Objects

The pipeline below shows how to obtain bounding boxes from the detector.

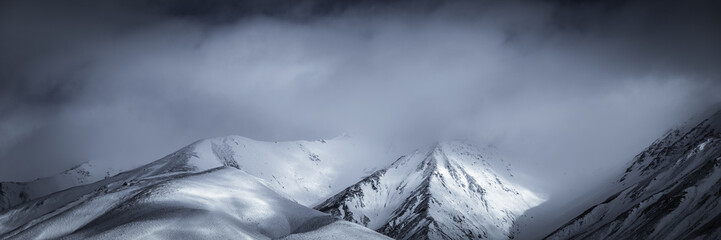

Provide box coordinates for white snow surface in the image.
[281,220,392,240]
[0,149,390,239]
[0,161,119,211]
[186,135,394,206]
[316,141,544,240]
[1,135,393,211]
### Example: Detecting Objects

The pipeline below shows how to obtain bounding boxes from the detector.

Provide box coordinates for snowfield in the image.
[1,135,391,211]
[184,135,394,206]
[0,167,388,239]
[281,220,393,240]
[0,136,391,240]
[0,162,118,211]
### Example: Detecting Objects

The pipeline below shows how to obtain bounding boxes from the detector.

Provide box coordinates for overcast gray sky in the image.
[1,0,720,198]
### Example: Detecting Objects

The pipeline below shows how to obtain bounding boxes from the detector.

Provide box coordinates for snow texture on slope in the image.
[0,162,118,211]
[282,220,392,240]
[1,135,391,211]
[0,146,390,239]
[188,135,394,206]
[316,141,544,240]
[545,110,721,240]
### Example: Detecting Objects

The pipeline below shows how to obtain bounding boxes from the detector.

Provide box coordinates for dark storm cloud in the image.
[0,0,719,198]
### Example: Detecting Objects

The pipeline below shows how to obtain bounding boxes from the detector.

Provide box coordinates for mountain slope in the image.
[316,141,543,240]
[0,139,391,239]
[187,135,392,206]
[545,110,721,240]
[1,135,389,211]
[0,162,118,211]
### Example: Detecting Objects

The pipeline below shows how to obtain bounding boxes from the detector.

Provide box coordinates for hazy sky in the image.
[1,0,720,197]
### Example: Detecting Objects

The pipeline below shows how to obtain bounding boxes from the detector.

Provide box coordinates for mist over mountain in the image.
[1,0,720,239]
[544,110,721,239]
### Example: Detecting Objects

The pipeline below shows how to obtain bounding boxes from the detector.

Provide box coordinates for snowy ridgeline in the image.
[0,136,392,239]
[545,110,721,240]
[3,109,720,240]
[0,135,543,240]
[316,142,544,240]
[0,162,119,210]
[0,167,389,239]
[1,135,389,211]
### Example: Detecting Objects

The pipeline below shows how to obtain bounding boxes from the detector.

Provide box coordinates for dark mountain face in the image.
[546,111,721,240]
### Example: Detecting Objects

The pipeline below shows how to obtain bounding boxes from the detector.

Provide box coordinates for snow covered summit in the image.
[1,136,547,239]
[316,141,544,240]
[0,136,391,240]
[1,135,388,211]
[171,135,393,206]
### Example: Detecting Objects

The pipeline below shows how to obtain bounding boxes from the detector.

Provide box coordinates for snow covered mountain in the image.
[545,110,721,240]
[1,135,389,211]
[0,136,390,239]
[1,161,118,211]
[185,135,394,206]
[315,141,544,240]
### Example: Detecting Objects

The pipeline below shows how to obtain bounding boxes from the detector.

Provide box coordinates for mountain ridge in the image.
[1,135,391,211]
[0,161,118,211]
[0,136,391,239]
[316,141,543,239]
[545,110,721,240]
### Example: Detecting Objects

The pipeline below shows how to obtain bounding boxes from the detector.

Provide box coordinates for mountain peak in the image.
[316,141,543,239]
